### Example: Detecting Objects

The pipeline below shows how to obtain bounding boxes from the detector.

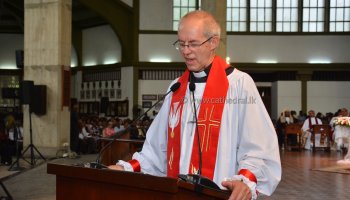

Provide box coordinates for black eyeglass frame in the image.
[172,36,214,51]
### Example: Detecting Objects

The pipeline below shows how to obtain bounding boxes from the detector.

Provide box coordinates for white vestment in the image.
[132,69,281,196]
[302,117,323,149]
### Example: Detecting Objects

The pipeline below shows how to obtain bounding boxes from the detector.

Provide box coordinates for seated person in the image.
[276,109,297,149]
[102,120,116,138]
[114,118,125,133]
[79,120,97,154]
[302,110,323,150]
[8,121,24,156]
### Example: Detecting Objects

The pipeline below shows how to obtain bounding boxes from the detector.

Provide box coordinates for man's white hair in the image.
[178,10,221,38]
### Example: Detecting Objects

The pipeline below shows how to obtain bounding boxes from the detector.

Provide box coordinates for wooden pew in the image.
[312,124,331,152]
[285,124,303,151]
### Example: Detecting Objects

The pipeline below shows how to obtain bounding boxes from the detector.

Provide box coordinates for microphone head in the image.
[170,82,181,92]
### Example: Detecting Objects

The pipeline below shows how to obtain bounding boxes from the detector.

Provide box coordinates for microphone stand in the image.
[178,75,221,192]
[90,82,181,169]
[90,128,131,169]
[8,125,25,171]
[133,82,181,122]
[89,136,119,169]
[190,81,202,175]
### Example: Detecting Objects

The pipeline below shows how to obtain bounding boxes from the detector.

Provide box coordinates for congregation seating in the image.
[311,125,332,152]
[284,124,303,151]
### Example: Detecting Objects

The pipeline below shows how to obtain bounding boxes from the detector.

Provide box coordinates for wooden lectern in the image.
[99,137,144,165]
[47,163,230,200]
[98,130,145,165]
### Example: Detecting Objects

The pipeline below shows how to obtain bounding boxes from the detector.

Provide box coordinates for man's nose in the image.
[181,45,191,54]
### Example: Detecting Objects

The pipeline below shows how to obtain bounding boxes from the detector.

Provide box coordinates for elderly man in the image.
[109,10,281,200]
[302,110,323,150]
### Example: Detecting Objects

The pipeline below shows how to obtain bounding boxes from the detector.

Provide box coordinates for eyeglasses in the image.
[173,36,213,51]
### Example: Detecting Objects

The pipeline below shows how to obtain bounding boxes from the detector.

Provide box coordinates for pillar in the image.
[201,0,227,59]
[24,0,72,157]
[297,71,313,113]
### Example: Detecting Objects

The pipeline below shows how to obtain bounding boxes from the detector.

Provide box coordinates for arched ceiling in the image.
[0,0,113,33]
[0,0,135,64]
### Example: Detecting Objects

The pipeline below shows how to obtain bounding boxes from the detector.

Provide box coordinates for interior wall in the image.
[72,71,82,100]
[138,1,350,64]
[138,34,350,63]
[139,34,182,62]
[307,81,350,115]
[121,66,134,118]
[138,79,173,114]
[139,0,173,30]
[71,46,78,67]
[271,81,302,120]
[227,35,350,63]
[0,34,78,69]
[121,0,133,7]
[0,34,24,69]
[82,25,121,66]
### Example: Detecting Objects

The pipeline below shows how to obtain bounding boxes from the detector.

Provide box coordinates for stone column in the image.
[297,71,313,113]
[23,0,72,157]
[201,0,227,59]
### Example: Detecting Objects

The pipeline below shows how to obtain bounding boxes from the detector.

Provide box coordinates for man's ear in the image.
[210,36,220,50]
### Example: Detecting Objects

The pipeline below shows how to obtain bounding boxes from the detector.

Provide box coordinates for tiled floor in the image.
[0,150,349,199]
[261,150,350,200]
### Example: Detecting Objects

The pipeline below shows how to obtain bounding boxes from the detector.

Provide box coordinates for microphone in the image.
[178,73,220,192]
[90,82,181,169]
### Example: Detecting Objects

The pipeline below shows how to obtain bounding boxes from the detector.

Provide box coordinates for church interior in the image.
[0,0,350,199]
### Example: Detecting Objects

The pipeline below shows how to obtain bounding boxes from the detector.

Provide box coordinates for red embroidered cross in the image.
[197,106,221,152]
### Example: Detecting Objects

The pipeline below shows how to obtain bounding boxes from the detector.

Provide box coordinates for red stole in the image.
[308,117,319,130]
[167,56,229,179]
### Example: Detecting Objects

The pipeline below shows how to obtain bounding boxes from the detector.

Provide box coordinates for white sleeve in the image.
[330,117,336,131]
[82,127,89,137]
[131,81,178,176]
[302,119,309,132]
[235,73,281,196]
[8,130,14,141]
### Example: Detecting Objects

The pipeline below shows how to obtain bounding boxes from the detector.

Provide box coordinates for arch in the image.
[78,0,136,65]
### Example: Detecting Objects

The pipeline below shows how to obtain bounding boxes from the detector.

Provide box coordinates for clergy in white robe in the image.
[117,63,281,197]
[302,110,323,150]
[110,10,281,200]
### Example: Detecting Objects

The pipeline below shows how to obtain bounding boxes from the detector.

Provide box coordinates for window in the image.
[173,0,349,33]
[227,0,247,31]
[303,0,325,32]
[173,0,200,30]
[330,0,350,32]
[250,0,273,32]
[0,75,20,107]
[276,0,299,32]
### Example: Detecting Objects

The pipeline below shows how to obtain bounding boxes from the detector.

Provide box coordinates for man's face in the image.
[177,18,214,72]
[341,109,349,116]
[285,111,290,117]
[308,111,315,117]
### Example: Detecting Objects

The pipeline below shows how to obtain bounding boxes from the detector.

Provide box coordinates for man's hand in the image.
[108,164,125,170]
[222,180,252,200]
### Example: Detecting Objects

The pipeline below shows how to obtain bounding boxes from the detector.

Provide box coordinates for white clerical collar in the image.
[192,70,207,78]
[285,117,290,124]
